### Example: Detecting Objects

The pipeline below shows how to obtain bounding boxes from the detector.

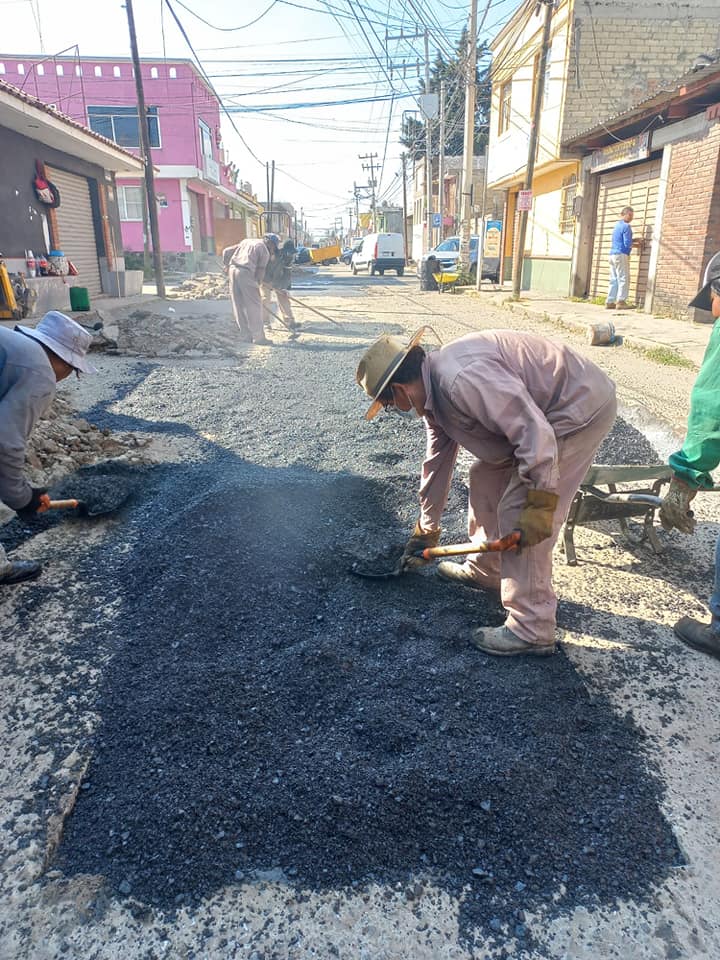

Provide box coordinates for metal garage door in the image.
[589,158,661,305]
[47,166,102,297]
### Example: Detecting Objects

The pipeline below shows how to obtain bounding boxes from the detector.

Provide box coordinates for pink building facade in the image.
[0,54,261,270]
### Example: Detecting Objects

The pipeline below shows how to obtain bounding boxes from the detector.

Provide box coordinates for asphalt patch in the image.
[56,462,681,949]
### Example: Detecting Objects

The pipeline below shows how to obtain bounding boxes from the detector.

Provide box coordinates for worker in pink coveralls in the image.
[356,328,617,657]
[222,234,280,345]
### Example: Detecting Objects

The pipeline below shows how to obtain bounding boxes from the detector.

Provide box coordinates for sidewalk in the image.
[465,285,713,368]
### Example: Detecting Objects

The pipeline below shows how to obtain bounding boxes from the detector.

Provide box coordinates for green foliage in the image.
[641,346,695,369]
[400,31,490,160]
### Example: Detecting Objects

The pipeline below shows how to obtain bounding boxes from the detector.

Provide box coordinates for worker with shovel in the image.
[660,253,720,659]
[262,239,300,332]
[0,311,96,585]
[356,328,617,657]
[222,234,281,346]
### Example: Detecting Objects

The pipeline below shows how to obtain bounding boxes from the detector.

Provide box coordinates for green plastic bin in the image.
[69,286,91,311]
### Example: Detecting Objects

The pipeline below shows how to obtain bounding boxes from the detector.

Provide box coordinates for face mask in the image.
[389,405,420,420]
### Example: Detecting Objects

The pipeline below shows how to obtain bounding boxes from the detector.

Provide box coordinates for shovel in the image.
[351,531,520,580]
[37,490,128,519]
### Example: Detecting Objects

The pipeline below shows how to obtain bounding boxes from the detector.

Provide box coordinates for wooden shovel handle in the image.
[38,494,79,513]
[420,530,521,559]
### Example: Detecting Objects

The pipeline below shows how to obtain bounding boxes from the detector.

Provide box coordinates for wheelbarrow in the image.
[563,463,673,565]
[432,271,460,294]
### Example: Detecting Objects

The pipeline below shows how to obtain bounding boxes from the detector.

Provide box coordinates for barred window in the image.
[559,175,577,233]
[498,82,512,135]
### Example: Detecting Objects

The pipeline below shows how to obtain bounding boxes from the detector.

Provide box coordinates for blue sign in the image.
[432,213,442,228]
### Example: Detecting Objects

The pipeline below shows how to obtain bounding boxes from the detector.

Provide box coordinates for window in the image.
[37,64,44,76]
[559,174,577,234]
[87,105,161,148]
[17,63,25,75]
[94,65,102,77]
[56,64,64,76]
[169,67,177,79]
[118,185,144,221]
[436,239,459,252]
[498,81,511,134]
[199,119,213,159]
[113,66,121,77]
[75,64,82,77]
[150,66,158,79]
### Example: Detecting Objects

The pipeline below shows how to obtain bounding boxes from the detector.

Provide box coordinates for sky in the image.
[1,0,521,234]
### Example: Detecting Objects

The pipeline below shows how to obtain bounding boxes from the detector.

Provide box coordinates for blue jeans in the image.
[710,535,720,631]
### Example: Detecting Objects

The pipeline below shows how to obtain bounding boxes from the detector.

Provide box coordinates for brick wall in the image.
[562,0,720,143]
[653,123,720,317]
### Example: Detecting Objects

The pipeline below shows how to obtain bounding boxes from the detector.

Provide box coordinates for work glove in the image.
[517,489,559,548]
[402,521,441,569]
[15,487,48,521]
[660,476,697,535]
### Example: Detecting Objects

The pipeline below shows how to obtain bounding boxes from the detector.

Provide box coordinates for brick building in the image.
[564,62,720,319]
[486,0,720,293]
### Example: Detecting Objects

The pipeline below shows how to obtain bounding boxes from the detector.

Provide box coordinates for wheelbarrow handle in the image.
[583,485,663,508]
[38,494,80,513]
[418,530,521,559]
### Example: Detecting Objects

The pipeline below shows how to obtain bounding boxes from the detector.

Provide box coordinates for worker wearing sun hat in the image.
[660,251,720,658]
[355,327,617,657]
[0,311,96,585]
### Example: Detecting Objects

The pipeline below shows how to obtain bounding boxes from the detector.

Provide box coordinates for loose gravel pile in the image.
[115,309,248,358]
[57,458,681,950]
[168,273,229,301]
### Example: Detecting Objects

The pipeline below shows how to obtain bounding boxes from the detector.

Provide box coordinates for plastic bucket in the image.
[587,321,615,346]
[69,286,91,312]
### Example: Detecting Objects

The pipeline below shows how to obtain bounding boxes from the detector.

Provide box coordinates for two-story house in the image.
[486,0,720,294]
[0,53,262,272]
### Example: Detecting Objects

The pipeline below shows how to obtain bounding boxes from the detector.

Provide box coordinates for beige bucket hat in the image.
[16,311,97,374]
[356,326,433,421]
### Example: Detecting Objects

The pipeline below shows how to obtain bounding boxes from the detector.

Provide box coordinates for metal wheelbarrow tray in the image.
[563,463,673,565]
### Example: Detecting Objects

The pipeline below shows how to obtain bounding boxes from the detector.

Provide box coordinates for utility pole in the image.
[401,152,410,264]
[512,0,554,299]
[359,153,379,231]
[458,0,478,276]
[424,29,433,254]
[438,78,446,247]
[125,0,165,297]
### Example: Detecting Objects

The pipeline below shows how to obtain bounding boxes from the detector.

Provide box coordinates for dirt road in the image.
[1,269,719,959]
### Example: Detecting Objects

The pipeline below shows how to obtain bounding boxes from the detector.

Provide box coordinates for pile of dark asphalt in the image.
[50,417,680,950]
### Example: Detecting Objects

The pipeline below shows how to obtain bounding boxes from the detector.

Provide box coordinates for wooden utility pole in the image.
[424,29,433,253]
[458,0,478,276]
[438,79,446,246]
[401,152,410,263]
[511,0,554,299]
[125,0,165,297]
[360,153,379,231]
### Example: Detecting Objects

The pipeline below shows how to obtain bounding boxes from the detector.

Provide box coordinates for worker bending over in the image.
[262,239,299,331]
[0,312,96,585]
[356,328,617,657]
[222,234,281,346]
[660,253,720,658]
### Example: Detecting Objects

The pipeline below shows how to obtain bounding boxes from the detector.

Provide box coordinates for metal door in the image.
[47,166,102,297]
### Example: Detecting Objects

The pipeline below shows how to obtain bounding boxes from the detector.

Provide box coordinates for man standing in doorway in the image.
[606,206,639,311]
[223,234,280,345]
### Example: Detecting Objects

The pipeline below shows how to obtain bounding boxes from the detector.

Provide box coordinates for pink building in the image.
[0,53,261,271]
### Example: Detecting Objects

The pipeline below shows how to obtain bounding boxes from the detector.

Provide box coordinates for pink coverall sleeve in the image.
[418,415,459,530]
[452,361,560,491]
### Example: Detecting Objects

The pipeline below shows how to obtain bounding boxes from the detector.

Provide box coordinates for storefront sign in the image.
[590,132,650,173]
[483,220,502,257]
[707,102,720,123]
[517,190,533,211]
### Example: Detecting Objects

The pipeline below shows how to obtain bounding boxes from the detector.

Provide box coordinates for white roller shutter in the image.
[47,166,102,297]
[589,158,661,304]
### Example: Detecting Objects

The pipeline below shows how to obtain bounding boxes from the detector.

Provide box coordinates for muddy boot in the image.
[470,625,555,657]
[0,560,42,585]
[674,616,720,660]
[605,302,616,310]
[437,561,499,593]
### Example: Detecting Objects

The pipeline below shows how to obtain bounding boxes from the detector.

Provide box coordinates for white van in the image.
[351,233,405,277]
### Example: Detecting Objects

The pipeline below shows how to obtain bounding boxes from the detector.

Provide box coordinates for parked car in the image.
[416,235,500,283]
[351,233,405,276]
[294,246,312,265]
[340,238,363,265]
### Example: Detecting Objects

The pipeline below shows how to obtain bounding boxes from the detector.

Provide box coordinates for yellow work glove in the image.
[402,521,441,569]
[659,476,697,535]
[517,489,559,547]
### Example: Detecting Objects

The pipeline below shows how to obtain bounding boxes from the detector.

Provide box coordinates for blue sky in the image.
[1,0,521,233]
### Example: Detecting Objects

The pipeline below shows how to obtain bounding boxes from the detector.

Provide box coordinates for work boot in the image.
[615,301,631,310]
[605,302,616,310]
[470,625,556,657]
[674,616,720,660]
[0,560,42,585]
[437,560,498,592]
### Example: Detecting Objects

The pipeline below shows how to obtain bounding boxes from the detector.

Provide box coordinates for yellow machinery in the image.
[309,244,342,266]
[0,255,31,321]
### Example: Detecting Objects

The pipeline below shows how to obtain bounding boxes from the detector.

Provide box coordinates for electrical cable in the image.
[172,0,280,31]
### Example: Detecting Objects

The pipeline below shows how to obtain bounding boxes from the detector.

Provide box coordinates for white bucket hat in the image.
[356,325,436,421]
[16,311,97,374]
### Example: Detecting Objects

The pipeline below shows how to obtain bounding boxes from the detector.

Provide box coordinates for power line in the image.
[172,0,280,30]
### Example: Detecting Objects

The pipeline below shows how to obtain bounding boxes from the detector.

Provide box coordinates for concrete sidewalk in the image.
[464,284,713,368]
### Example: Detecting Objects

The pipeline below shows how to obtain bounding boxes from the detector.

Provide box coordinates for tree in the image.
[400,31,490,160]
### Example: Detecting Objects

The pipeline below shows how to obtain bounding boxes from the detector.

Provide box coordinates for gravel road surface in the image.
[2,269,720,959]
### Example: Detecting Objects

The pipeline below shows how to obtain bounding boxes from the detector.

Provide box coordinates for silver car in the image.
[416,235,500,283]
